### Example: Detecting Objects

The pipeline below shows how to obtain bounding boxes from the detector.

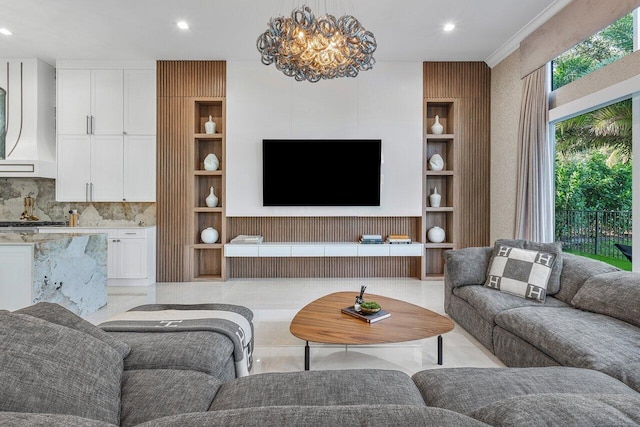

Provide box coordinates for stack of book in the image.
[341,306,391,323]
[386,234,412,244]
[359,234,384,244]
[230,234,264,244]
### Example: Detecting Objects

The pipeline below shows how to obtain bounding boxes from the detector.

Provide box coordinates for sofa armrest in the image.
[444,247,492,288]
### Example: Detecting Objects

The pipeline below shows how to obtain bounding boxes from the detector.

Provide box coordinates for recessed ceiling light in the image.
[0,28,13,36]
[177,21,189,30]
[444,23,455,32]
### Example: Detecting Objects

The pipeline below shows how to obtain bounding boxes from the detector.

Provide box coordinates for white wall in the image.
[226,61,423,217]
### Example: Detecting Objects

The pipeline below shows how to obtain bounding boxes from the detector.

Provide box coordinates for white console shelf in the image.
[224,242,423,258]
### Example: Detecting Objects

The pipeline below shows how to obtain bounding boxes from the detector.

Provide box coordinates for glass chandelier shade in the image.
[257,5,377,83]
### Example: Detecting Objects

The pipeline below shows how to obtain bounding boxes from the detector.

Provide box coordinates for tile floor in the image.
[86,277,504,375]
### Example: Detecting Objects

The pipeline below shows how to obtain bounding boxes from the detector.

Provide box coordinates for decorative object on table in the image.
[359,301,381,314]
[341,305,391,323]
[256,4,376,83]
[20,195,39,221]
[230,234,264,244]
[427,226,446,243]
[200,227,219,244]
[428,154,444,171]
[68,210,79,227]
[431,114,444,134]
[429,187,441,207]
[386,234,412,244]
[204,115,216,134]
[354,285,366,311]
[205,186,218,208]
[203,153,219,171]
[359,234,384,244]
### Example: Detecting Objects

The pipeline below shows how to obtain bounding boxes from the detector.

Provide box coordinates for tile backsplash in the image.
[0,178,156,226]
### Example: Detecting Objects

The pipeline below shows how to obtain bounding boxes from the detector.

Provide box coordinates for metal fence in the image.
[555,209,632,259]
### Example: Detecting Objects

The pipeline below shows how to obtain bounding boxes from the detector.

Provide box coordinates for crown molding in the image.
[485,0,573,68]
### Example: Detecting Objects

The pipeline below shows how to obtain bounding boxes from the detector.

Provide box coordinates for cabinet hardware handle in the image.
[86,116,90,134]
[91,116,95,134]
[85,183,89,202]
[90,183,94,202]
[125,232,135,235]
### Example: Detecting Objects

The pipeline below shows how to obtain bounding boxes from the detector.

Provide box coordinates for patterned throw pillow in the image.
[484,245,557,302]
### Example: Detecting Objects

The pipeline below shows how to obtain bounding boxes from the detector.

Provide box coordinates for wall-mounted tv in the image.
[263,139,382,206]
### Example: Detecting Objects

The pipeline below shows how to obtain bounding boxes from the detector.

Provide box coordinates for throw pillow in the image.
[484,245,557,302]
[494,239,564,294]
[571,271,640,328]
[0,312,123,425]
[16,302,131,358]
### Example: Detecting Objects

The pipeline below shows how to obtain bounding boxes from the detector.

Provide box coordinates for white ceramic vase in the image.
[427,226,446,243]
[429,187,441,207]
[205,115,216,134]
[429,154,444,171]
[431,115,444,135]
[205,186,218,207]
[201,227,219,244]
[203,153,219,171]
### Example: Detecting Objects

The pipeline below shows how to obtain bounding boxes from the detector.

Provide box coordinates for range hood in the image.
[0,58,56,178]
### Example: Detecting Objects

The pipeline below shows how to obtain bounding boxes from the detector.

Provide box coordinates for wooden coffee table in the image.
[290,291,455,370]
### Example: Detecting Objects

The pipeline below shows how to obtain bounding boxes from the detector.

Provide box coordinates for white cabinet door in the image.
[56,135,91,202]
[124,69,156,135]
[118,238,147,278]
[91,135,124,201]
[0,245,33,311]
[123,135,156,202]
[57,69,91,135]
[91,69,124,135]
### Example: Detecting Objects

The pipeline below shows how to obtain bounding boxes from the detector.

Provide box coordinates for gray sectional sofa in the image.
[444,239,640,393]
[2,277,640,426]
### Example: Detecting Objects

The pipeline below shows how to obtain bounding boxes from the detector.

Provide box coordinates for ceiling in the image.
[0,0,570,67]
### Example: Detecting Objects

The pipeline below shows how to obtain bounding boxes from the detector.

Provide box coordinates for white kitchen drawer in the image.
[291,245,325,257]
[357,244,390,257]
[389,243,423,256]
[225,245,260,257]
[324,244,358,257]
[117,228,146,238]
[258,245,291,257]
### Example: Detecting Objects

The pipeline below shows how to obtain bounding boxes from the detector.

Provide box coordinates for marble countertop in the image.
[0,232,105,244]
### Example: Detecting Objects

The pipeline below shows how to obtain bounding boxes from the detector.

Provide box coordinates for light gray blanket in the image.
[100,304,253,377]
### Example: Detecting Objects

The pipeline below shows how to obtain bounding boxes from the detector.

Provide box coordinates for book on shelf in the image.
[387,234,409,240]
[386,238,412,244]
[359,238,384,244]
[341,306,391,323]
[230,234,264,244]
[361,234,383,241]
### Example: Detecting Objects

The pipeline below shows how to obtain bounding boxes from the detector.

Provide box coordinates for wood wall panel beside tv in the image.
[262,139,382,207]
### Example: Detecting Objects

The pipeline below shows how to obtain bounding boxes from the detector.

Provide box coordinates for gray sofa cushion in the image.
[15,302,130,358]
[209,369,426,410]
[411,367,635,415]
[109,331,235,377]
[571,271,640,328]
[493,239,564,294]
[0,312,123,425]
[443,246,493,286]
[0,412,117,427]
[495,307,640,391]
[470,393,640,427]
[555,252,620,304]
[120,369,223,427]
[454,285,568,324]
[138,405,488,427]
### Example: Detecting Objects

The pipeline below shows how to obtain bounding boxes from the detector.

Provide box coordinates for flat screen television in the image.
[263,139,381,206]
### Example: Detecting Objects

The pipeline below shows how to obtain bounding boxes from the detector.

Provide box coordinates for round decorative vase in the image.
[205,115,216,134]
[431,115,444,135]
[205,186,218,207]
[200,227,219,244]
[429,153,444,171]
[203,153,219,171]
[427,226,446,243]
[429,187,441,207]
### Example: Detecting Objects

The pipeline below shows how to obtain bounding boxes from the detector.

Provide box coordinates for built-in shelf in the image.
[225,242,424,258]
[425,134,454,140]
[194,207,223,213]
[426,207,454,212]
[194,170,223,176]
[424,243,456,249]
[194,133,225,139]
[425,171,454,176]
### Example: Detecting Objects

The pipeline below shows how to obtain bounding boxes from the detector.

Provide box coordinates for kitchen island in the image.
[0,232,107,315]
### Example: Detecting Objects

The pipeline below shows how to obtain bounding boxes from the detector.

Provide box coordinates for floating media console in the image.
[224,242,424,258]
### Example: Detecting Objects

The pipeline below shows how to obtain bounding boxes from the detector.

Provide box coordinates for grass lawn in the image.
[565,250,632,271]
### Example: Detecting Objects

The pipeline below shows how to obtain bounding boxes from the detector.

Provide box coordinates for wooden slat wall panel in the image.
[424,62,490,250]
[227,217,421,278]
[157,61,226,282]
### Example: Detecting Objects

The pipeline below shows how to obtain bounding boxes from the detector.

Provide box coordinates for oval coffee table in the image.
[290,291,455,370]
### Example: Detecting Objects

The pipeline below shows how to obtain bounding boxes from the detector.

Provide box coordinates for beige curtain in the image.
[514,66,554,242]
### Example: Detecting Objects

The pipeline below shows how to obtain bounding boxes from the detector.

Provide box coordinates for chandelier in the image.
[256,5,377,83]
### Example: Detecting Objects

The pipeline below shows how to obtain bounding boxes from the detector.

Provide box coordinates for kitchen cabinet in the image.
[0,245,33,311]
[56,63,156,202]
[56,69,123,135]
[38,227,156,286]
